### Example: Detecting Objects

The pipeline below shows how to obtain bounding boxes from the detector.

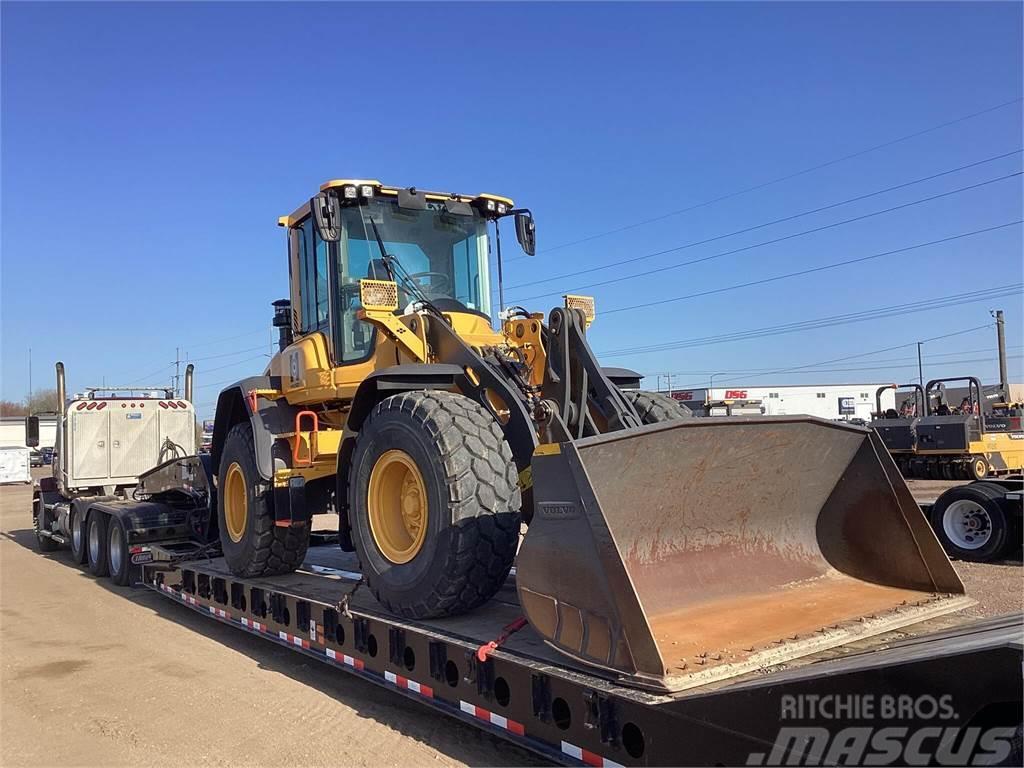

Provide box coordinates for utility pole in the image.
[174,347,181,397]
[994,309,1008,395]
[662,373,675,396]
[917,342,924,389]
[28,347,32,404]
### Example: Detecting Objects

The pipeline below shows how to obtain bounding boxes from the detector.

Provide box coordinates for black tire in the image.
[349,391,521,619]
[927,460,944,480]
[107,516,130,586]
[941,461,956,481]
[622,390,691,424]
[33,499,58,552]
[69,506,88,564]
[218,422,309,578]
[86,512,110,576]
[969,455,990,481]
[929,483,1011,562]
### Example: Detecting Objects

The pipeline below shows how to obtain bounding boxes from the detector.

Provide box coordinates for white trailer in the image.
[0,446,31,484]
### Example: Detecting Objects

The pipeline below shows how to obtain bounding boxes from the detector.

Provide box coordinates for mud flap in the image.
[515,417,969,692]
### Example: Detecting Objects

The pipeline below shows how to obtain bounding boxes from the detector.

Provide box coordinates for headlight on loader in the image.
[564,294,596,327]
[359,279,399,312]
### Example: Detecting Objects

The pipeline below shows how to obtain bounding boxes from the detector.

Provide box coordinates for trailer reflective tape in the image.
[325,648,364,670]
[207,606,230,619]
[240,617,265,633]
[308,564,363,580]
[384,670,434,699]
[560,741,623,768]
[459,700,525,736]
[278,630,310,649]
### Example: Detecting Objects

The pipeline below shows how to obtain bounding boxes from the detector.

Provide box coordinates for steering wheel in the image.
[405,271,452,297]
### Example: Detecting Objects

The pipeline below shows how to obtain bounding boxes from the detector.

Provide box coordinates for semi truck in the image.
[28,363,197,583]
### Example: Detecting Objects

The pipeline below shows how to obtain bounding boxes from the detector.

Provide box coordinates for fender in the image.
[211,376,302,482]
[345,364,464,432]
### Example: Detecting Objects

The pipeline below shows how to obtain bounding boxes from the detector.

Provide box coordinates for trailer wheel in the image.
[218,422,309,578]
[107,516,130,586]
[349,391,521,619]
[929,484,1010,562]
[941,461,957,481]
[621,390,691,423]
[86,512,110,577]
[969,456,990,480]
[68,507,87,564]
[33,499,58,552]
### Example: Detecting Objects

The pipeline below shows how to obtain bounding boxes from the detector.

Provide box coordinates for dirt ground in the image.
[0,470,542,768]
[1,472,1020,767]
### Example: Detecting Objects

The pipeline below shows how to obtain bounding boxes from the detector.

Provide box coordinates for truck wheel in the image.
[969,456,989,480]
[622,390,690,423]
[929,484,1010,562]
[33,499,58,552]
[107,517,130,586]
[218,422,309,578]
[86,513,110,576]
[941,461,957,481]
[349,391,521,619]
[69,507,88,564]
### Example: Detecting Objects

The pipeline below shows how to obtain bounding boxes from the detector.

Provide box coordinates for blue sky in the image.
[2,1,1021,417]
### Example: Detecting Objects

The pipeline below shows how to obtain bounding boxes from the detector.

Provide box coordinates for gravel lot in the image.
[1,471,1019,766]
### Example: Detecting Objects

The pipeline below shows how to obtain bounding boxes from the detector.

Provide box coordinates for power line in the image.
[597,284,1023,357]
[194,353,269,375]
[189,344,268,363]
[125,364,176,387]
[598,220,1022,317]
[510,172,1022,304]
[504,150,1022,293]
[185,328,267,350]
[525,96,1024,258]
[670,324,996,390]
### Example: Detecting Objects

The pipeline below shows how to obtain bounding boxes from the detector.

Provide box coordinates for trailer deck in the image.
[143,542,1023,767]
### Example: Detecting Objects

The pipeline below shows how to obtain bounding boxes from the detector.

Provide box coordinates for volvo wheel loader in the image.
[210,179,968,692]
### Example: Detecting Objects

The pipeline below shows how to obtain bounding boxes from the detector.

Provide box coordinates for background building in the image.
[665,383,897,421]
[0,415,57,448]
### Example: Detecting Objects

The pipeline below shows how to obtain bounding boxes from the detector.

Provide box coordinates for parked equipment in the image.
[869,383,925,475]
[29,363,197,568]
[182,178,968,692]
[911,377,1024,480]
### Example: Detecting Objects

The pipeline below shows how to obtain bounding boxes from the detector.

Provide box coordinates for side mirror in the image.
[514,211,536,256]
[25,416,39,448]
[311,192,341,243]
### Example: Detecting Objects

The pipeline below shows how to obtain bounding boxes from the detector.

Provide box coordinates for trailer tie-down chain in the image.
[476,616,528,662]
[336,576,365,620]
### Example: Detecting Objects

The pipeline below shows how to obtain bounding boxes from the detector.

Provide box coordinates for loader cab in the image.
[281,180,531,369]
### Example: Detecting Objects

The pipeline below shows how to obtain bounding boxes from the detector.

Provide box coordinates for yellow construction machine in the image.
[210,179,968,692]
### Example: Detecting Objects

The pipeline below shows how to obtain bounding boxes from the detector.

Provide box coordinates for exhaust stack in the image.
[184,364,194,403]
[55,361,66,419]
[273,299,293,352]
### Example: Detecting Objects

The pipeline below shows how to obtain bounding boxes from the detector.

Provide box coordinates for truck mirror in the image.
[311,192,341,243]
[25,415,39,448]
[515,211,536,256]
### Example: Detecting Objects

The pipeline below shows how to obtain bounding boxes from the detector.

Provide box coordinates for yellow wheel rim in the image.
[224,462,248,544]
[368,450,428,564]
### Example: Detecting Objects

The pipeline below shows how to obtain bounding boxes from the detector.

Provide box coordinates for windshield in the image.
[339,199,491,316]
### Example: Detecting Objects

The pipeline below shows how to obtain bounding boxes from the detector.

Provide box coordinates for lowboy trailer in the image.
[35,455,1024,767]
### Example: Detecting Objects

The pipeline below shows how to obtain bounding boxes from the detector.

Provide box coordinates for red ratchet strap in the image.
[476,617,528,662]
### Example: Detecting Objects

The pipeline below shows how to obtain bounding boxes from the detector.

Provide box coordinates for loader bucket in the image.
[516,417,969,692]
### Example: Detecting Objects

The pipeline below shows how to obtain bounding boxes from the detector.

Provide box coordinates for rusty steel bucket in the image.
[516,417,969,692]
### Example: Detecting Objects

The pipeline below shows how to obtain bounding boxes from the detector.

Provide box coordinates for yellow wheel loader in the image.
[210,179,968,692]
